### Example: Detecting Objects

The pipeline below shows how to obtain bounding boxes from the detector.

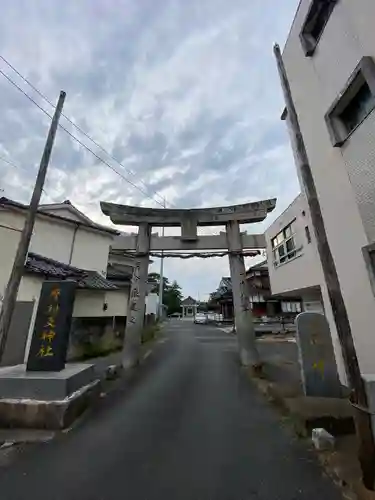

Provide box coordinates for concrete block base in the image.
[0,379,101,430]
[0,363,95,401]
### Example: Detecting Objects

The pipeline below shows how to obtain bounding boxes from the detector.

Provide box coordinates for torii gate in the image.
[101,199,276,369]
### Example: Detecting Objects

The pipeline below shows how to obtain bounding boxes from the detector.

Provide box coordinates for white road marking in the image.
[257,337,296,343]
[195,336,236,341]
[143,350,152,360]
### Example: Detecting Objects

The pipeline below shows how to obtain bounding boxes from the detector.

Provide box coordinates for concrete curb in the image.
[0,379,101,430]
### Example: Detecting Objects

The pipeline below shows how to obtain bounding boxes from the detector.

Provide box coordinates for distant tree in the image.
[148,272,169,294]
[147,273,183,315]
[163,280,183,315]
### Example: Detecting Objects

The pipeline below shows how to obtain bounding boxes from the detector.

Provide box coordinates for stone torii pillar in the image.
[226,220,259,367]
[123,223,151,369]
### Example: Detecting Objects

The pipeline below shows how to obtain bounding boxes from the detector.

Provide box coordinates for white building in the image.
[0,198,131,365]
[266,0,375,380]
[266,194,325,313]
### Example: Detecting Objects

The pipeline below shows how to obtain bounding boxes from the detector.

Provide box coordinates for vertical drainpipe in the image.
[69,224,79,265]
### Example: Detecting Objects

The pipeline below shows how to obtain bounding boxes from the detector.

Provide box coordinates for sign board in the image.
[26,280,77,372]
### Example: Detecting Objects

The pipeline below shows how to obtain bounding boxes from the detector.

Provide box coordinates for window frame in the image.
[281,301,302,313]
[300,0,338,57]
[271,219,301,267]
[325,57,375,147]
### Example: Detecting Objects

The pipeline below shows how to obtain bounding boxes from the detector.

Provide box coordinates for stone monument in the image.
[0,280,99,429]
[295,312,342,398]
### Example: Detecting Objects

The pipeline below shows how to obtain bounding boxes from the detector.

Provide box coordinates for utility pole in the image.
[158,198,166,320]
[0,91,66,362]
[274,44,375,490]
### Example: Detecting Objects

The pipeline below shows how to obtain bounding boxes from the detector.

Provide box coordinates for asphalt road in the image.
[0,321,342,500]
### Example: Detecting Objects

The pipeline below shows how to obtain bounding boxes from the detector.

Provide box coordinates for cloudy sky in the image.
[0,0,301,300]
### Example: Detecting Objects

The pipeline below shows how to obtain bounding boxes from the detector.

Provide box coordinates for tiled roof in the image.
[247,260,268,272]
[106,263,132,281]
[81,271,118,291]
[220,277,232,289]
[25,253,118,291]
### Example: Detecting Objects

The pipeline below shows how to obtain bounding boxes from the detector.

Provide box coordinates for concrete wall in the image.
[70,230,111,275]
[282,0,375,376]
[146,293,159,316]
[0,213,23,299]
[0,208,113,290]
[18,275,43,362]
[73,289,129,318]
[105,289,128,317]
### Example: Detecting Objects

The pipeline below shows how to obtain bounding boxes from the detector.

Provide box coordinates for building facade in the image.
[272,0,375,379]
[0,198,131,365]
[265,194,325,313]
[210,262,302,322]
[181,296,198,318]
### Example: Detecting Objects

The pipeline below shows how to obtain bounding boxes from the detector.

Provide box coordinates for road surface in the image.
[0,321,342,499]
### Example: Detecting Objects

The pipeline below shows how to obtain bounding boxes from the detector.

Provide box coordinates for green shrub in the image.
[141,323,160,344]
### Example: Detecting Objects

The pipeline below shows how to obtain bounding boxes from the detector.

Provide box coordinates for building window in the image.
[250,294,264,303]
[282,302,302,313]
[271,220,301,267]
[325,57,375,147]
[305,226,311,244]
[300,0,338,57]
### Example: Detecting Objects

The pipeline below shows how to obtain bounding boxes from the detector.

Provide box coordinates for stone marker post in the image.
[226,220,259,367]
[122,223,151,369]
[295,312,342,397]
[27,280,76,372]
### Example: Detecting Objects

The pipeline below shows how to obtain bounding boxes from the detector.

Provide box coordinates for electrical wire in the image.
[0,61,169,208]
[0,53,168,207]
[0,154,52,200]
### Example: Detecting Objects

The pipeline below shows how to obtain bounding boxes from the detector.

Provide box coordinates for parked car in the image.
[194,313,208,324]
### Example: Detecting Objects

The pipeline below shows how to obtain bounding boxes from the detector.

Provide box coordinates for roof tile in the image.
[25,253,118,291]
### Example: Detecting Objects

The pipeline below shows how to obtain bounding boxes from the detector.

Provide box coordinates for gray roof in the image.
[181,296,197,305]
[26,253,118,291]
[220,277,232,289]
[0,197,119,236]
[246,260,268,273]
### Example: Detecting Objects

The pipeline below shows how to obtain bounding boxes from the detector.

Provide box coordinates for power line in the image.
[0,154,52,200]
[0,55,167,207]
[0,61,169,208]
